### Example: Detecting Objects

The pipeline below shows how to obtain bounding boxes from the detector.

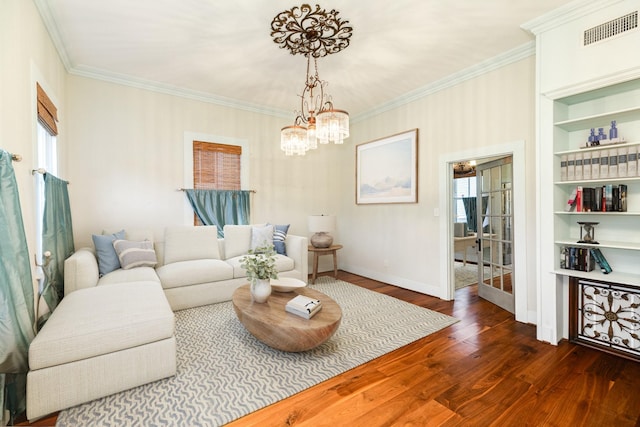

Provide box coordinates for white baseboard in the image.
[340,263,445,299]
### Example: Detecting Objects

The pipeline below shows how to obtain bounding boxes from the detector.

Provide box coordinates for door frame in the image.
[438,140,528,323]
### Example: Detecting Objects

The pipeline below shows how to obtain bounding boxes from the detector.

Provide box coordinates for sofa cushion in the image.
[250,224,274,251]
[227,254,295,279]
[223,225,252,259]
[272,224,290,255]
[163,226,220,264]
[156,259,234,289]
[92,230,125,276]
[98,266,160,286]
[113,239,158,269]
[29,281,173,370]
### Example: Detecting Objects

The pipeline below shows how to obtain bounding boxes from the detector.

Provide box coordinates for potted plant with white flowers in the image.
[240,244,278,303]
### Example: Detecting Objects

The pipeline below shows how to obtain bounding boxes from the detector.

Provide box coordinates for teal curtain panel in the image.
[38,172,75,329]
[184,190,251,237]
[0,150,36,424]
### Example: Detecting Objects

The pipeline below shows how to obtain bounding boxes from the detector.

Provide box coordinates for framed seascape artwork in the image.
[356,129,418,204]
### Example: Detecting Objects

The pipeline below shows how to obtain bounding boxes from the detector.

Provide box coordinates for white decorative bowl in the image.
[270,277,307,292]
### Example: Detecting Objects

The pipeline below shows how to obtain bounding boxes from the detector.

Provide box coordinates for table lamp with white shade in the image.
[308,214,336,248]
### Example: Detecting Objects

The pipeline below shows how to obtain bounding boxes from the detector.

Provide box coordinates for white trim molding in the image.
[439,140,528,323]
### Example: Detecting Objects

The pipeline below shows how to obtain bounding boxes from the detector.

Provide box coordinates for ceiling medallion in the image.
[270,4,353,58]
[271,4,353,156]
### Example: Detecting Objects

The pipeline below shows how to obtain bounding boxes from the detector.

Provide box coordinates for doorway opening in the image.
[451,156,514,313]
[439,140,527,322]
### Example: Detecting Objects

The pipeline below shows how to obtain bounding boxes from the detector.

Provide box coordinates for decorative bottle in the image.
[609,120,618,140]
[597,128,607,143]
[588,128,597,146]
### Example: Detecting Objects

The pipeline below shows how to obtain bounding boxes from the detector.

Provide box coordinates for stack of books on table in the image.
[285,295,322,319]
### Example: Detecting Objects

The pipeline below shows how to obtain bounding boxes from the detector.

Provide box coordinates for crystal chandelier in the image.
[271,4,353,156]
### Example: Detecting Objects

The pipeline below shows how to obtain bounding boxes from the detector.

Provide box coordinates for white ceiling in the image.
[35,0,576,119]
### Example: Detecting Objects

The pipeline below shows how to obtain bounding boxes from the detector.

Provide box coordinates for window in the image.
[453,176,476,223]
[193,141,241,190]
[192,141,242,225]
[35,83,59,289]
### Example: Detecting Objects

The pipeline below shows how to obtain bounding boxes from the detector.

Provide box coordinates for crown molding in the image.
[69,65,291,118]
[33,0,72,70]
[32,0,542,122]
[521,0,625,35]
[351,41,536,122]
[33,0,291,118]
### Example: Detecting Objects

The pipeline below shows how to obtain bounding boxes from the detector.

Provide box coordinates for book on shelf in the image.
[560,154,568,181]
[285,294,322,319]
[567,153,576,180]
[565,188,577,212]
[591,154,600,179]
[575,153,583,180]
[617,147,627,177]
[599,150,609,178]
[581,187,594,212]
[629,148,638,176]
[593,186,602,212]
[560,246,595,272]
[604,184,613,212]
[589,248,612,274]
[575,186,582,212]
[609,148,618,178]
[619,184,627,212]
[582,152,592,180]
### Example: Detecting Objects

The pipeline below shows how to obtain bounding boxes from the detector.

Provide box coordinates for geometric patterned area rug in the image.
[455,261,491,289]
[56,277,458,426]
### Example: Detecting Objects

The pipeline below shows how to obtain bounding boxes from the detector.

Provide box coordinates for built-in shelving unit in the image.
[525,0,640,349]
[552,79,640,359]
[552,78,640,288]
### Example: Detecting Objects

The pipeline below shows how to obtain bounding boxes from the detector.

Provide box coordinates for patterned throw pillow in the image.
[112,239,158,270]
[92,229,125,276]
[272,224,290,255]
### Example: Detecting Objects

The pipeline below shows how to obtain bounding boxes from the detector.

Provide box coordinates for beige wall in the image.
[1,0,67,292]
[337,57,537,311]
[4,0,537,314]
[65,75,343,248]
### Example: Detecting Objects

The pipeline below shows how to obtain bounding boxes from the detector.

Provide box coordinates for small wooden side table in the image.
[308,244,343,284]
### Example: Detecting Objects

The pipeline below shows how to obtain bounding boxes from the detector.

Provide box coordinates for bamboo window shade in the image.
[192,141,241,190]
[37,83,58,136]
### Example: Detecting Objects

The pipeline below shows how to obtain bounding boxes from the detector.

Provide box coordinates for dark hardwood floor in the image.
[19,271,640,426]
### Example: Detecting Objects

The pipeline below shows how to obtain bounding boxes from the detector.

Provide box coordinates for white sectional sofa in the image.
[63,224,308,310]
[26,224,308,420]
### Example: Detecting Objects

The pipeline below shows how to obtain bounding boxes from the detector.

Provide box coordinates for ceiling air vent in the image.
[584,11,638,46]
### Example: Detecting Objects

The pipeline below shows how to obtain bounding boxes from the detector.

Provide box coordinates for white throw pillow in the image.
[251,224,274,251]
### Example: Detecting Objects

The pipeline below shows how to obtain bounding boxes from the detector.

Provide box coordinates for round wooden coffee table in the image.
[232,285,342,352]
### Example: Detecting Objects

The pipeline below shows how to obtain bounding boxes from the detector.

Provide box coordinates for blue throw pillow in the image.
[272,224,289,255]
[92,229,125,276]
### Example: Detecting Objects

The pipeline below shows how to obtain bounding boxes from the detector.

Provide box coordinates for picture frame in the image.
[356,129,418,204]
